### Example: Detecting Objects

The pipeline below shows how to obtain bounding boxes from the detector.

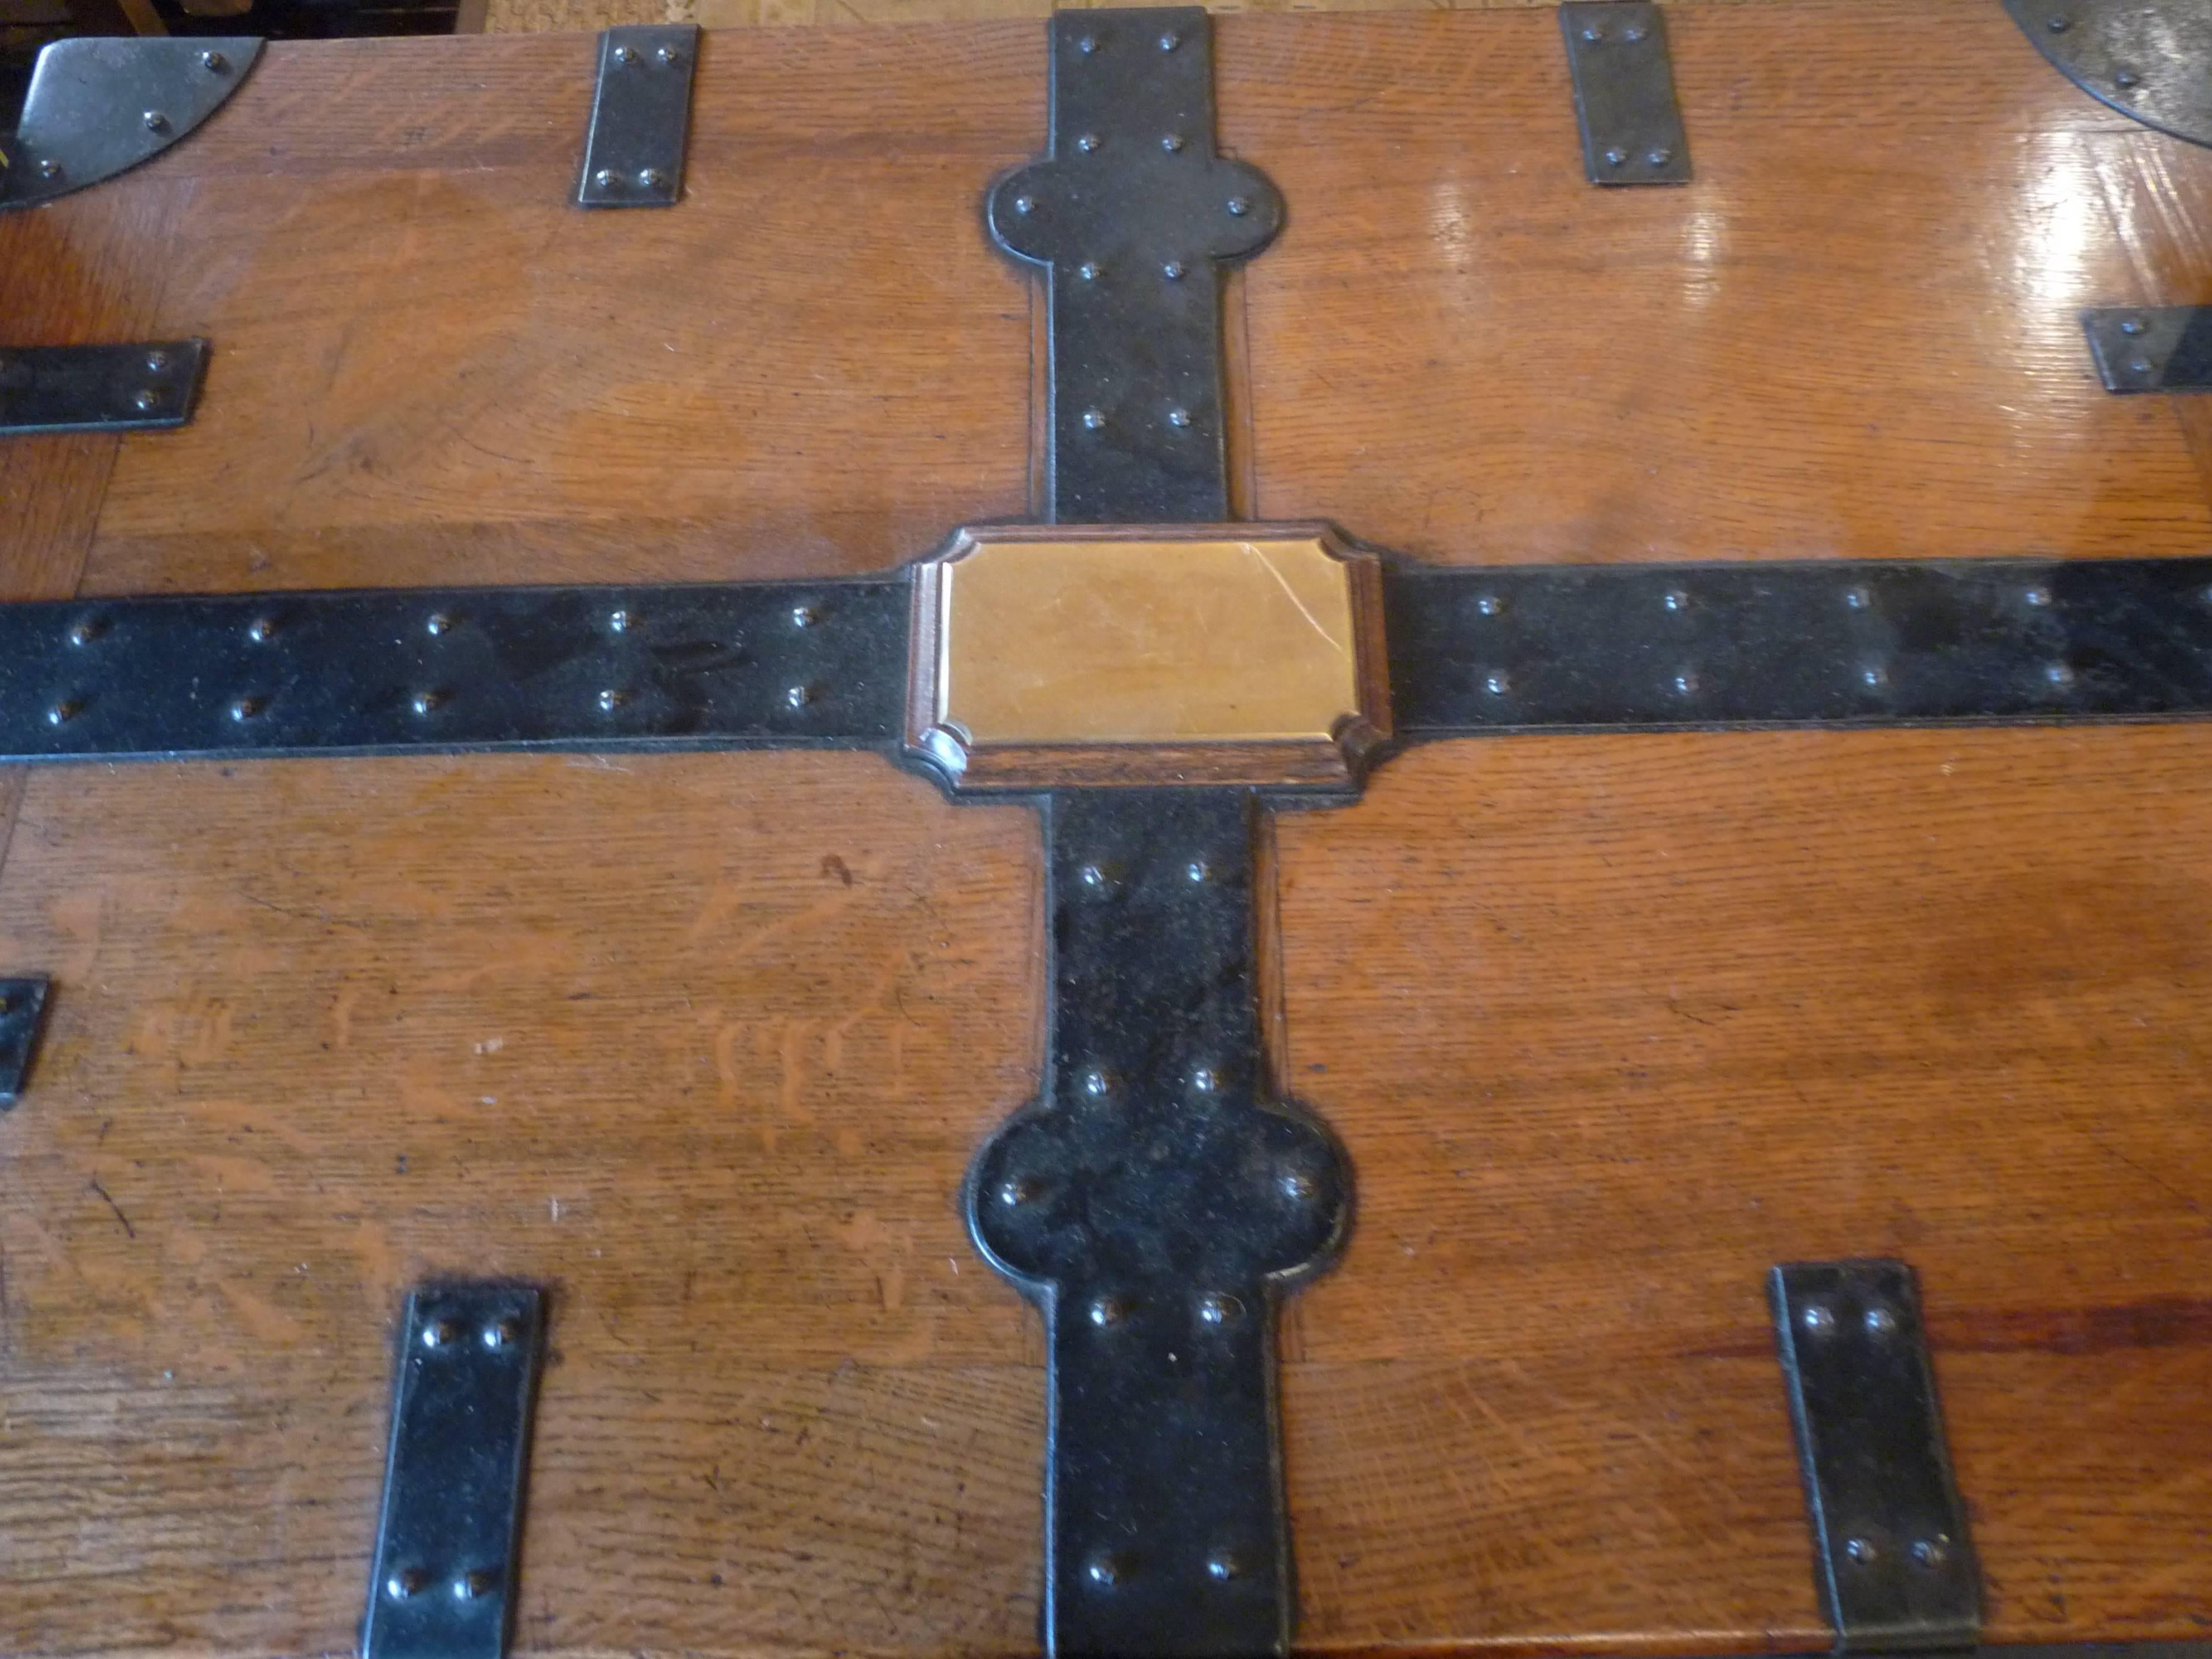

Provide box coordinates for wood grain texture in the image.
[5,5,2212,1655]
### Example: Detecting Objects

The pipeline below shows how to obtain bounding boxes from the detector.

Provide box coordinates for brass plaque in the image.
[907,524,1390,789]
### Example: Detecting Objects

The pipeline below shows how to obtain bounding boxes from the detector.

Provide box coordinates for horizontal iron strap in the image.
[0,581,906,761]
[1386,557,2212,733]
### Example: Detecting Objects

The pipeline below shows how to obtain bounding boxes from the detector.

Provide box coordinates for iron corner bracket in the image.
[1,37,263,211]
[2002,0,2212,149]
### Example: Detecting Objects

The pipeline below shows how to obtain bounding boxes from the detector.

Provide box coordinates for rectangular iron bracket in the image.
[363,1282,545,1659]
[2083,306,2212,392]
[0,339,207,435]
[0,976,51,1105]
[575,24,700,208]
[1560,2,1692,184]
[1770,1261,1982,1655]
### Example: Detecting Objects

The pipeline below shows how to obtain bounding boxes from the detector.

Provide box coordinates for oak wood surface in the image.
[4,5,2212,1655]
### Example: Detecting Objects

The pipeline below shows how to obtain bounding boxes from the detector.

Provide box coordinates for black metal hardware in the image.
[987,8,1279,523]
[575,24,699,209]
[1386,555,2212,736]
[363,1282,545,1659]
[1560,2,1691,186]
[2082,306,2212,393]
[0,976,51,1106]
[2003,0,2212,150]
[967,790,1349,1659]
[0,340,208,437]
[0,580,902,762]
[0,38,261,210]
[1771,1261,1981,1655]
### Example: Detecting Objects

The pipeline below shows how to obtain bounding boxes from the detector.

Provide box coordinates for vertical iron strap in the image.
[967,791,1349,1657]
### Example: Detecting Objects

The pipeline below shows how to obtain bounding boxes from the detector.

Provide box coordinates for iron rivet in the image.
[1623,22,1647,41]
[998,1175,1042,1206]
[201,49,229,72]
[1162,260,1185,280]
[1844,585,1871,610]
[1860,665,1886,688]
[1159,29,1179,49]
[2128,357,2153,376]
[35,158,61,180]
[1672,671,1698,695]
[67,617,104,647]
[791,604,819,628]
[657,43,681,62]
[1604,147,1628,167]
[1205,1550,1243,1581]
[481,1318,520,1350]
[143,110,169,133]
[1279,1168,1317,1202]
[426,612,453,637]
[144,350,169,374]
[1162,133,1184,153]
[1865,1304,1897,1335]
[229,695,264,722]
[594,168,617,189]
[1198,1293,1241,1326]
[598,688,629,712]
[1082,1066,1111,1097]
[1079,862,1107,889]
[2023,585,2051,608]
[614,43,636,61]
[2046,661,2077,687]
[2047,13,2071,28]
[46,700,79,726]
[1647,147,1672,166]
[2119,317,2145,335]
[247,617,275,643]
[785,683,816,709]
[1912,1538,1948,1570]
[422,1318,461,1349]
[1085,1552,1126,1585]
[1663,588,1688,611]
[639,169,668,191]
[454,1567,499,1600]
[1076,32,1097,53]
[1191,1066,1218,1093]
[1476,593,1504,616]
[608,608,631,634]
[1845,1537,1879,1566]
[1801,1303,1835,1335]
[1078,261,1101,281]
[1081,407,1106,431]
[1185,859,1208,883]
[411,690,446,717]
[1076,133,1100,153]
[1089,1295,1131,1328]
[132,389,161,414]
[1226,195,1250,216]
[386,1567,429,1600]
[1484,671,1510,695]
[1581,24,1603,40]
[2116,69,2140,89]
[1167,406,1193,428]
[1013,193,1035,215]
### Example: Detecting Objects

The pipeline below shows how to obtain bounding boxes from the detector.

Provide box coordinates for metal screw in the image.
[1845,1537,1879,1566]
[2046,13,2071,28]
[46,700,79,726]
[1864,1304,1897,1335]
[1476,593,1504,616]
[594,168,617,189]
[145,350,169,374]
[411,690,446,717]
[2119,317,2145,335]
[1079,862,1107,889]
[1484,672,1510,695]
[1076,132,1100,153]
[1205,1550,1243,1581]
[1860,665,1886,688]
[1078,261,1101,281]
[132,389,161,414]
[1623,22,1647,41]
[1162,260,1185,281]
[1647,147,1672,166]
[1012,193,1034,215]
[2046,661,2077,687]
[1081,407,1106,431]
[657,43,682,63]
[638,169,668,191]
[1162,133,1185,153]
[2023,585,2051,608]
[598,688,629,712]
[1279,1168,1317,1202]
[1801,1303,1835,1335]
[1912,1538,1948,1570]
[1581,23,1603,40]
[386,1567,430,1600]
[606,608,631,634]
[1226,196,1250,215]
[1663,589,1688,611]
[247,617,275,644]
[785,683,816,709]
[998,1175,1042,1206]
[454,1567,500,1600]
[481,1318,520,1350]
[2116,68,2140,89]
[2129,357,2153,376]
[35,158,61,181]
[229,695,264,722]
[614,43,636,61]
[201,49,229,72]
[1191,1066,1218,1093]
[1089,1295,1131,1328]
[1085,1552,1126,1585]
[791,604,819,629]
[426,612,453,637]
[67,617,104,647]
[1167,407,1192,428]
[1672,671,1698,695]
[1075,32,1097,53]
[1081,1066,1111,1097]
[1159,29,1179,49]
[422,1318,462,1349]
[1603,146,1629,167]
[1185,859,1209,883]
[1843,585,1871,610]
[143,110,169,133]
[1198,1292,1240,1326]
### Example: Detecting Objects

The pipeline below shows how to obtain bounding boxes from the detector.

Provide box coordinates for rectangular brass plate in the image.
[906,524,1390,790]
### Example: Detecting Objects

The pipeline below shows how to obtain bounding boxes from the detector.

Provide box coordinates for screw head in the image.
[657,43,682,62]
[1647,147,1672,166]
[1484,671,1510,695]
[1161,133,1185,153]
[1085,1551,1126,1585]
[1159,29,1179,49]
[1081,407,1106,431]
[1663,589,1689,611]
[1190,1067,1218,1093]
[1279,1168,1317,1202]
[240,615,274,645]
[1226,195,1250,216]
[1603,146,1629,167]
[2116,68,2140,89]
[1860,665,1886,688]
[608,608,631,633]
[1671,671,1698,695]
[143,110,169,133]
[1075,32,1097,53]
[201,49,229,71]
[1912,1537,1948,1570]
[1864,1304,1897,1335]
[1205,1550,1243,1581]
[598,688,629,712]
[46,700,80,726]
[1844,585,1871,610]
[422,1318,462,1349]
[481,1318,520,1350]
[2128,357,2153,376]
[1089,1295,1131,1328]
[2023,585,2052,608]
[2119,316,2145,335]
[411,689,445,717]
[1581,23,1603,39]
[1162,260,1185,281]
[785,683,816,709]
[1078,862,1107,889]
[1081,1065,1111,1097]
[594,168,617,189]
[791,604,819,629]
[1185,859,1209,883]
[1078,261,1101,281]
[426,612,453,637]
[614,43,637,61]
[67,616,104,648]
[2047,12,2071,28]
[1845,1537,1879,1566]
[35,158,61,180]
[132,389,161,414]
[1198,1292,1241,1326]
[998,1175,1042,1207]
[2046,661,2077,687]
[1012,193,1035,215]
[1800,1302,1835,1335]
[454,1567,500,1600]
[1076,132,1100,153]
[1476,593,1504,616]
[386,1567,429,1600]
[1167,406,1192,428]
[639,169,668,191]
[144,350,169,374]
[1623,22,1647,41]
[229,695,264,722]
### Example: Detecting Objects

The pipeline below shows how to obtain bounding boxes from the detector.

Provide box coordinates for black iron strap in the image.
[0,581,903,761]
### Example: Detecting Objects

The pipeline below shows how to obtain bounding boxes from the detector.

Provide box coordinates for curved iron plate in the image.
[2002,0,2212,148]
[1,36,263,209]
